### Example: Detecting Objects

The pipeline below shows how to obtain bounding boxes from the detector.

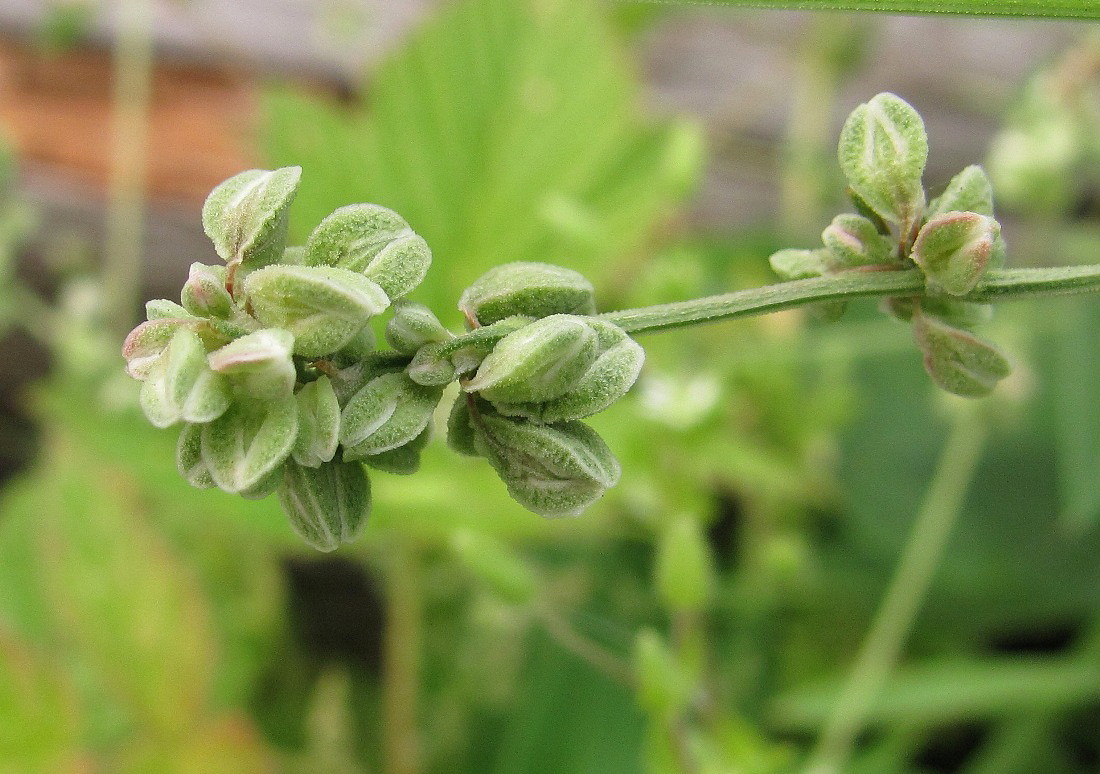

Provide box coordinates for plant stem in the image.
[104,0,153,337]
[617,0,1100,20]
[382,544,423,774]
[801,406,989,774]
[533,602,635,687]
[599,265,1100,334]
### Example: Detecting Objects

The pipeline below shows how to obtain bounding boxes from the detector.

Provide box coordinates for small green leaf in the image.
[655,516,716,612]
[181,262,234,319]
[201,166,301,271]
[838,92,928,225]
[465,315,600,404]
[474,409,620,518]
[385,300,452,354]
[243,264,389,357]
[446,395,480,457]
[911,211,1000,296]
[928,164,994,218]
[458,262,595,326]
[139,329,231,428]
[912,311,1012,397]
[279,458,371,552]
[292,376,341,468]
[340,373,442,459]
[207,328,297,402]
[821,213,892,268]
[306,203,432,300]
[201,395,299,493]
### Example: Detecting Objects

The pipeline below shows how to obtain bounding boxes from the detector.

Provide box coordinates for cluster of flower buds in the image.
[770,93,1012,397]
[123,168,644,550]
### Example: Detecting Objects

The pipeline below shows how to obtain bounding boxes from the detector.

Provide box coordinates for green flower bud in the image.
[202,166,301,274]
[927,164,994,218]
[474,410,620,518]
[243,264,389,357]
[207,328,297,402]
[464,315,599,404]
[490,320,645,423]
[446,395,479,457]
[239,464,285,501]
[655,516,716,612]
[340,373,442,460]
[363,426,431,475]
[912,312,1012,397]
[292,376,341,468]
[200,395,299,494]
[407,342,458,387]
[911,211,1000,296]
[385,301,451,354]
[458,262,595,326]
[821,213,892,269]
[306,203,432,300]
[451,530,537,605]
[123,319,180,379]
[279,458,371,552]
[176,422,215,489]
[181,262,234,319]
[146,299,194,321]
[769,248,828,281]
[838,93,928,225]
[139,329,231,428]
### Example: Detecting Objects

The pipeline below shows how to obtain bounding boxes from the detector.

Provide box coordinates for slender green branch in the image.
[801,406,989,774]
[617,0,1100,21]
[600,264,1100,334]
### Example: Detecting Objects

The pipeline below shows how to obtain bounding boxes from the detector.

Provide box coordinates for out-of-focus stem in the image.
[104,0,153,336]
[802,406,988,774]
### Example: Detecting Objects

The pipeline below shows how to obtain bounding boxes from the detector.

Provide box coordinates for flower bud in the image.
[464,315,599,404]
[451,530,537,605]
[912,312,1012,397]
[292,376,341,468]
[123,319,180,379]
[200,395,299,494]
[446,395,479,457]
[838,93,928,225]
[176,423,215,489]
[146,299,194,321]
[655,516,716,612]
[279,458,371,552]
[340,373,442,459]
[407,342,458,386]
[474,410,620,518]
[239,464,285,501]
[458,262,595,326]
[306,203,431,300]
[181,262,234,319]
[769,248,828,281]
[911,211,1000,296]
[490,320,645,423]
[208,328,297,402]
[821,213,891,269]
[139,329,231,428]
[362,426,430,475]
[385,301,452,354]
[202,166,300,272]
[927,164,994,218]
[243,264,389,357]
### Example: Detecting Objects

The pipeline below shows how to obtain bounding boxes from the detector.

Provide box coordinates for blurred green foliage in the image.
[2,2,1100,773]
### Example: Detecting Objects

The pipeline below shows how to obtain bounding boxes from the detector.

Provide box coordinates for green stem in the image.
[617,0,1100,20]
[600,265,1100,334]
[801,406,989,774]
[104,0,153,336]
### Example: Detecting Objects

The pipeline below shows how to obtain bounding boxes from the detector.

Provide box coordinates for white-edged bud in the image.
[200,395,299,494]
[339,372,442,460]
[292,376,341,468]
[279,458,371,552]
[139,329,231,428]
[208,328,297,402]
[458,262,595,326]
